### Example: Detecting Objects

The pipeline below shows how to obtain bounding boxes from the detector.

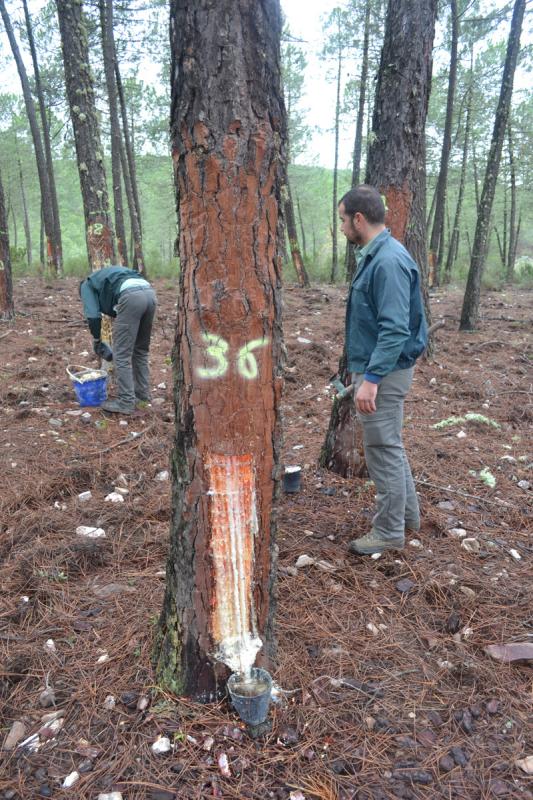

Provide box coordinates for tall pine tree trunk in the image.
[22,0,63,276]
[330,36,342,283]
[118,134,144,273]
[100,0,127,266]
[17,154,32,268]
[345,0,370,282]
[506,123,517,282]
[284,182,309,286]
[471,139,480,213]
[56,0,115,271]
[0,167,15,320]
[296,192,307,260]
[444,77,472,282]
[460,0,525,330]
[155,0,285,698]
[115,61,144,260]
[8,197,17,248]
[428,0,458,286]
[0,0,58,276]
[321,0,437,477]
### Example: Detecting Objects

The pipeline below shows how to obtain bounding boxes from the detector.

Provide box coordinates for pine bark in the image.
[0,0,58,275]
[506,123,517,281]
[155,0,285,698]
[330,36,342,283]
[22,0,63,276]
[345,0,370,282]
[284,182,309,286]
[444,78,472,282]
[100,0,128,265]
[428,0,458,286]
[115,63,145,272]
[319,348,365,478]
[0,167,15,320]
[17,155,32,268]
[296,192,307,260]
[460,0,525,330]
[56,0,115,270]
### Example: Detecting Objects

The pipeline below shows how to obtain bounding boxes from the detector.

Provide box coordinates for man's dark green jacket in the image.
[345,229,427,383]
[80,266,149,339]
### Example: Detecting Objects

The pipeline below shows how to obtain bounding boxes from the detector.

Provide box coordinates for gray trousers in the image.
[113,287,157,406]
[353,367,419,540]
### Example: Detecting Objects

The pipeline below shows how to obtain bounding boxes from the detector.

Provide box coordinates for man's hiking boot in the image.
[101,399,135,415]
[348,532,405,555]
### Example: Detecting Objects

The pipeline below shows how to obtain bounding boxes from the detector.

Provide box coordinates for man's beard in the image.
[348,223,363,245]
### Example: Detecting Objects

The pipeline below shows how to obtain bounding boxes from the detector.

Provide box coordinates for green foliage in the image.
[1,0,531,290]
[285,163,351,282]
[515,256,533,285]
[281,34,311,161]
[9,245,27,271]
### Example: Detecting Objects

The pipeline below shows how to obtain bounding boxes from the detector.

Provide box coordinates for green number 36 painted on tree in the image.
[196,333,269,380]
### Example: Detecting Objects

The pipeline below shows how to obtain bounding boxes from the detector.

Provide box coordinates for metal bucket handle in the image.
[66,364,106,383]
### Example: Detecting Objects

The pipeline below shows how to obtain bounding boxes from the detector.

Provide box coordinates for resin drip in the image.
[207,454,262,678]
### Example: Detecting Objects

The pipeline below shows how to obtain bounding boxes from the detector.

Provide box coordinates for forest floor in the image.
[0,277,532,800]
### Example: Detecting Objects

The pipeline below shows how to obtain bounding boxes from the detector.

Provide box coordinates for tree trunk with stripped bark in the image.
[155,0,285,699]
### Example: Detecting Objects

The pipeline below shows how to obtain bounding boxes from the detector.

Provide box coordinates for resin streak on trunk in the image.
[207,454,261,676]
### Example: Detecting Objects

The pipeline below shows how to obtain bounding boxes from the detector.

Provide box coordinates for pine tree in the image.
[155,0,285,697]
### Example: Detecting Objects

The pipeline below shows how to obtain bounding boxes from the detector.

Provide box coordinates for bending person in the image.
[79,266,157,414]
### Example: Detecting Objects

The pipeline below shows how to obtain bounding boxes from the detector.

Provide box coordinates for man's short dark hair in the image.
[339,185,385,225]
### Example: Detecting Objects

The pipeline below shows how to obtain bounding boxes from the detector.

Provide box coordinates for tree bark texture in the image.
[296,192,307,260]
[17,155,32,268]
[100,0,128,266]
[330,36,342,283]
[345,0,370,282]
[0,167,15,320]
[366,0,437,332]
[0,0,58,276]
[155,0,285,699]
[319,350,365,479]
[444,79,472,282]
[56,0,115,271]
[460,0,525,330]
[506,123,517,281]
[22,0,63,276]
[115,61,145,272]
[428,0,458,286]
[284,182,309,286]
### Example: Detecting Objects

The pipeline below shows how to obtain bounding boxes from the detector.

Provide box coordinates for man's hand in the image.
[93,339,113,362]
[356,379,378,414]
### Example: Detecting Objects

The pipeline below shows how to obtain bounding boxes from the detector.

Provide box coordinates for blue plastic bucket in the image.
[67,366,108,408]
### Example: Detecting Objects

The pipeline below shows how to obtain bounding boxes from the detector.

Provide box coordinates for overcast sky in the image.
[280,0,354,169]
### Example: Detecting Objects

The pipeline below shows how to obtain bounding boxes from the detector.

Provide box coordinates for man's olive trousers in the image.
[353,367,419,540]
[113,286,157,408]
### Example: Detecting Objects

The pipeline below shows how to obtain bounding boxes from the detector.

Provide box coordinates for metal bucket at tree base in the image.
[67,365,108,408]
[283,465,302,493]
